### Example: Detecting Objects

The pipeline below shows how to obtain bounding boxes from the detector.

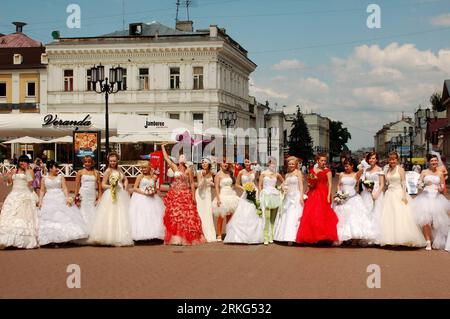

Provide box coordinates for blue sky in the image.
[2,0,450,150]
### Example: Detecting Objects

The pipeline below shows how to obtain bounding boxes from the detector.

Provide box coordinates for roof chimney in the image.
[13,22,27,33]
[175,20,193,32]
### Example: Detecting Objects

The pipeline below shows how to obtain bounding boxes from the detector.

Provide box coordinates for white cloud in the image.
[299,77,329,93]
[431,13,450,26]
[271,59,305,71]
[251,42,449,150]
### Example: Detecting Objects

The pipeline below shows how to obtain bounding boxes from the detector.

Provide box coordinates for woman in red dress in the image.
[161,143,205,245]
[296,153,339,244]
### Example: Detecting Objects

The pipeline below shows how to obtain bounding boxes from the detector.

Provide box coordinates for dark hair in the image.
[427,154,438,162]
[83,155,94,163]
[365,151,378,162]
[46,160,59,171]
[388,151,399,159]
[315,153,328,161]
[343,159,354,167]
[17,155,30,167]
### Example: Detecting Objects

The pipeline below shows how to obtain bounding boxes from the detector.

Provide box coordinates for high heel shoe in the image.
[425,240,432,251]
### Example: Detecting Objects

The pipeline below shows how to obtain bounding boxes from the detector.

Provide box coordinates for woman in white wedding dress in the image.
[0,155,38,249]
[224,159,264,244]
[195,158,217,243]
[129,161,165,241]
[332,159,375,245]
[212,161,239,241]
[411,154,450,250]
[378,152,426,247]
[274,156,304,245]
[360,152,385,243]
[38,161,89,246]
[74,155,102,232]
[88,152,133,247]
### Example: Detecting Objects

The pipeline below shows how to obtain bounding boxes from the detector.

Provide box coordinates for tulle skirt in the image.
[212,187,239,217]
[224,193,264,244]
[333,194,376,243]
[261,191,283,211]
[129,192,165,241]
[361,189,384,243]
[274,192,302,242]
[378,187,426,247]
[38,190,89,245]
[411,189,450,249]
[0,189,39,249]
[88,188,133,247]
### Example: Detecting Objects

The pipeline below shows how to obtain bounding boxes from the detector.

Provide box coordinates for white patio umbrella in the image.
[2,136,47,160]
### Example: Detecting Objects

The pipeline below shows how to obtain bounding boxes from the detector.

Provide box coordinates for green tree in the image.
[288,106,314,161]
[430,91,445,112]
[329,121,351,159]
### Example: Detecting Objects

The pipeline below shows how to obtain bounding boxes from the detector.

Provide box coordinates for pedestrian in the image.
[32,158,45,193]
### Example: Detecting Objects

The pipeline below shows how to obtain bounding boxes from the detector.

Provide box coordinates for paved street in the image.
[0,179,449,299]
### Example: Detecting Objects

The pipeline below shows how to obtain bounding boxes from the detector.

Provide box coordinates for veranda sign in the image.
[42,114,92,129]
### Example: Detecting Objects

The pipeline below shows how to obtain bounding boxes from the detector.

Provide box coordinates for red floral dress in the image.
[163,172,205,245]
[296,168,339,244]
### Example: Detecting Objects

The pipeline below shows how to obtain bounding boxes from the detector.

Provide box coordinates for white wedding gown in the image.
[0,172,39,249]
[274,175,303,243]
[129,176,165,241]
[195,174,217,242]
[411,174,450,249]
[224,173,264,244]
[88,170,133,246]
[378,166,426,247]
[38,176,89,245]
[332,176,376,243]
[360,169,384,242]
[212,176,239,217]
[79,174,98,231]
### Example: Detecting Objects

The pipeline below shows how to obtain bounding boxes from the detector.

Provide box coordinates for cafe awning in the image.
[3,136,47,144]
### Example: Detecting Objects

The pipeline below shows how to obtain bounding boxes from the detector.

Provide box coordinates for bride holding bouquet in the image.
[88,152,133,247]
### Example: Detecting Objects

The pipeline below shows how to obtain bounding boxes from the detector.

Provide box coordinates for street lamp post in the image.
[219,111,237,161]
[90,64,124,160]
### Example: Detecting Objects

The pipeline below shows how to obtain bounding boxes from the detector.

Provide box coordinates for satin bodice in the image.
[340,176,357,196]
[12,173,32,192]
[284,175,299,195]
[241,173,255,185]
[386,166,402,190]
[219,176,233,189]
[423,174,440,191]
[263,175,279,195]
[45,176,63,192]
[139,176,156,192]
[80,174,96,191]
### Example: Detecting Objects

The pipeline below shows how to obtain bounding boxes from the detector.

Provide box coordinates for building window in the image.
[170,67,180,89]
[0,83,6,97]
[139,68,149,90]
[169,113,180,120]
[26,82,36,97]
[64,70,74,92]
[193,113,204,122]
[86,69,93,91]
[193,67,204,90]
[120,69,127,91]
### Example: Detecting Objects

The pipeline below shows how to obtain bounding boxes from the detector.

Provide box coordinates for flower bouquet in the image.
[307,173,317,189]
[109,174,120,203]
[362,180,375,192]
[145,184,156,196]
[243,182,262,217]
[74,194,82,206]
[333,191,349,205]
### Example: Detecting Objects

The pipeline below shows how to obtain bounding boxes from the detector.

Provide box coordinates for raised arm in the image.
[162,143,177,172]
